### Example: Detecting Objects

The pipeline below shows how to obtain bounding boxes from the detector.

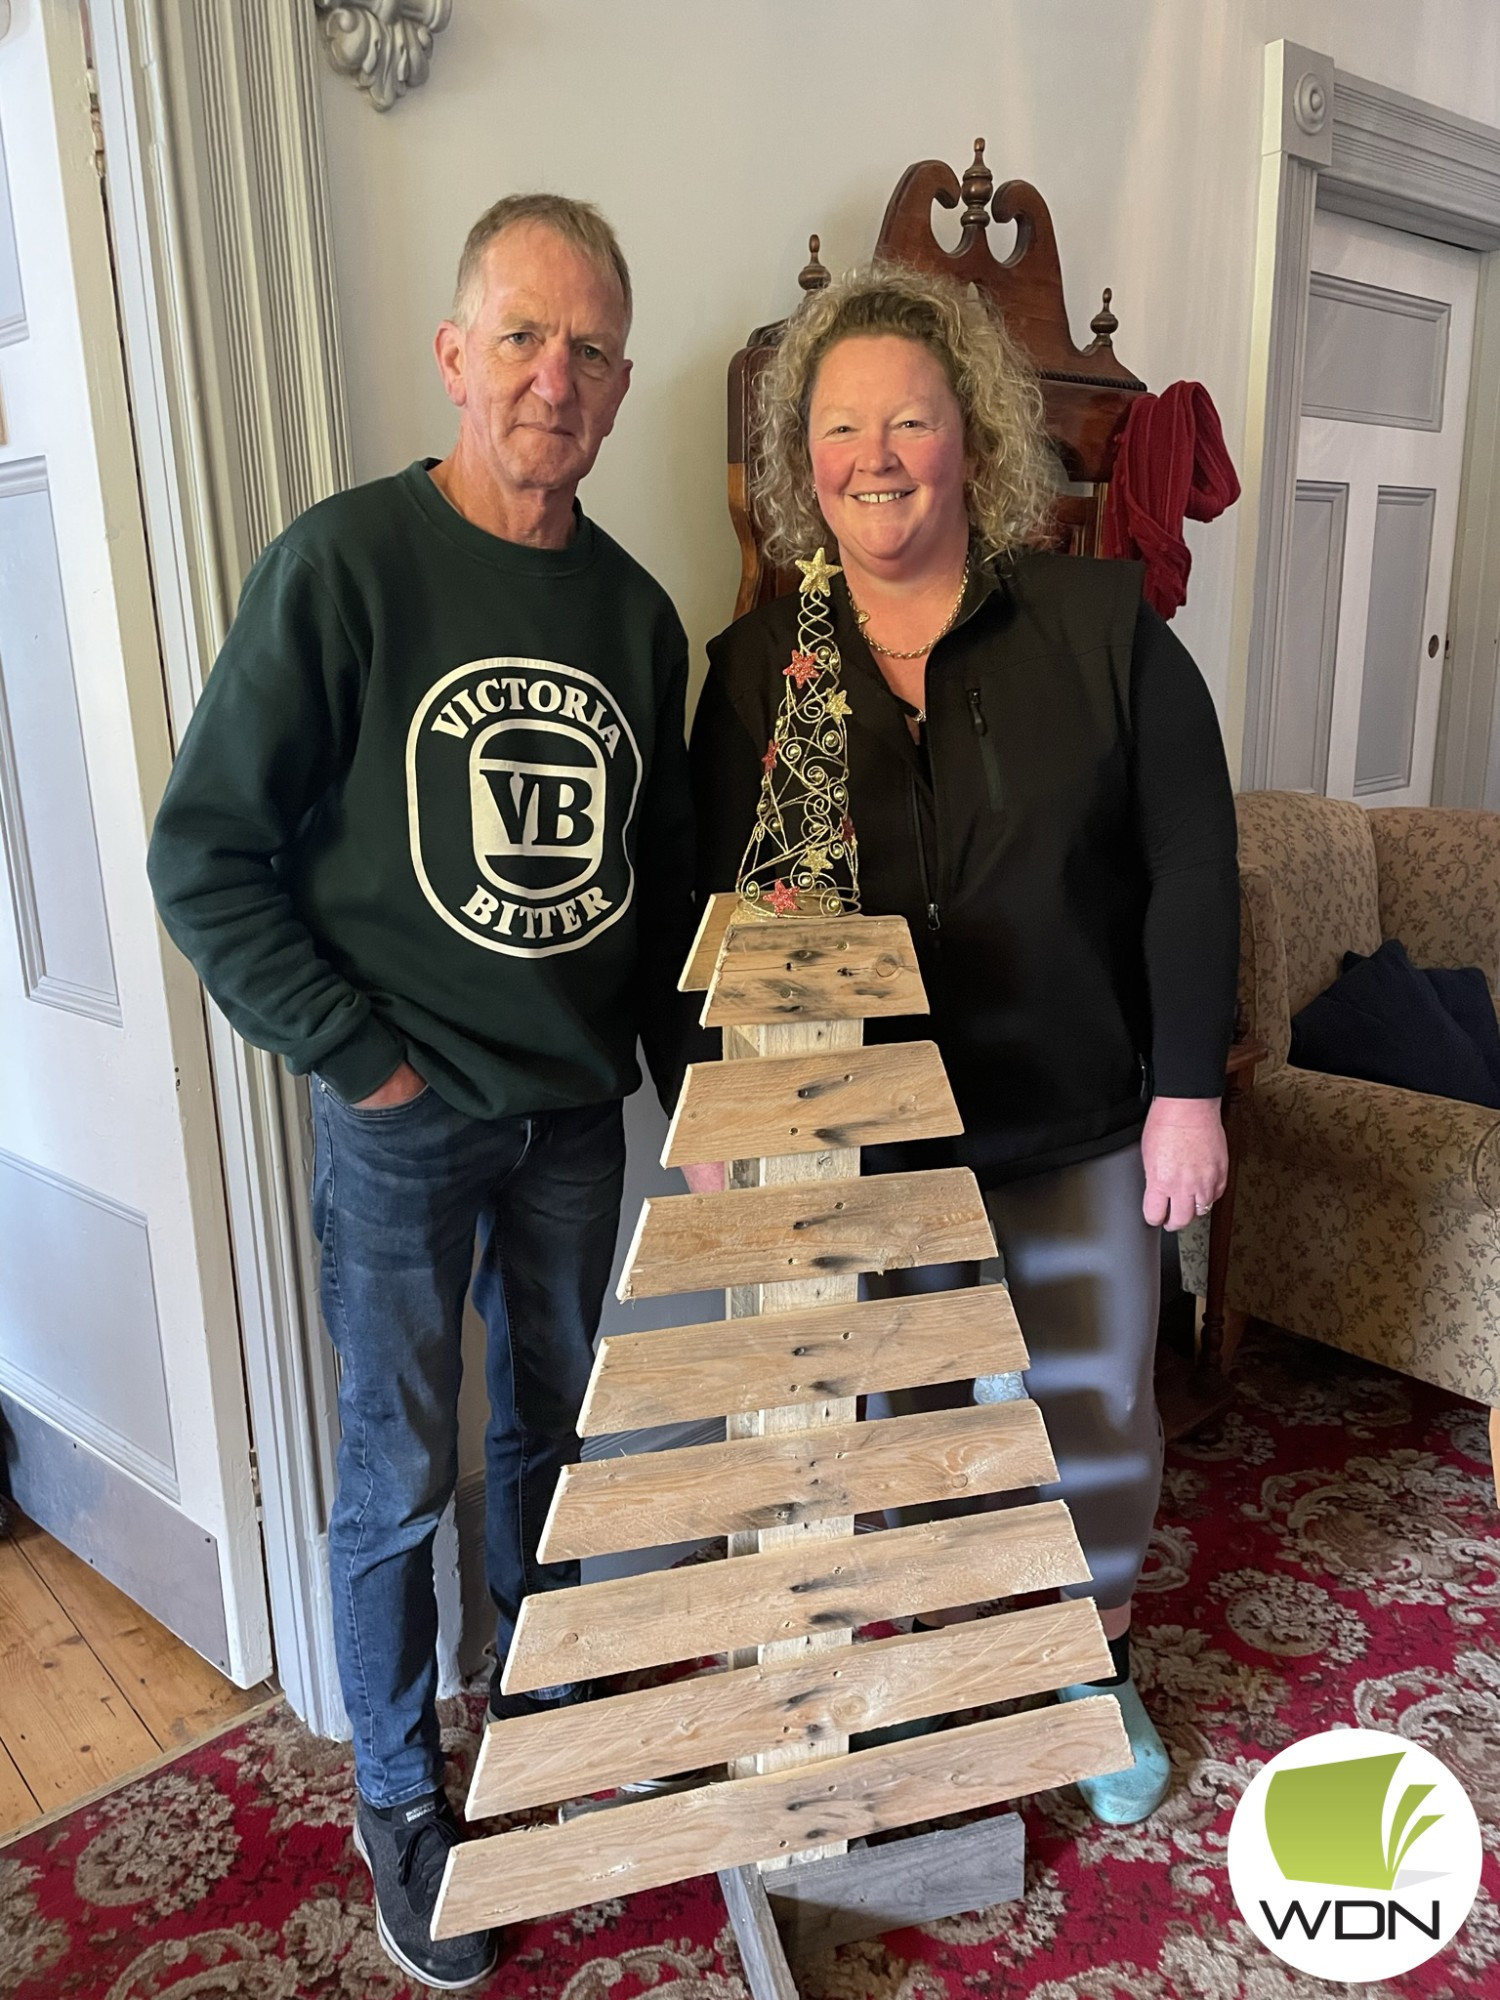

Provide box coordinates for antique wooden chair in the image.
[726,135,1147,617]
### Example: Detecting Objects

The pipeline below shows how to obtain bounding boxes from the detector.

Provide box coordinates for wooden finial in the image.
[798,234,831,293]
[1090,286,1119,347]
[960,137,993,229]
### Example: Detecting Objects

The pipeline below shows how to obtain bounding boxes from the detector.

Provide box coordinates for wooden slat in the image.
[662,1041,961,1168]
[0,1537,158,1808]
[719,1865,800,2000]
[436,1696,1126,1936]
[616,1168,994,1301]
[703,915,928,1027]
[468,1599,1109,1815]
[766,1816,1025,1958]
[541,1401,1057,1561]
[502,1501,1088,1692]
[717,1017,862,1814]
[679,891,742,992]
[579,1285,1026,1435]
[16,1523,270,1750]
[0,1736,39,1840]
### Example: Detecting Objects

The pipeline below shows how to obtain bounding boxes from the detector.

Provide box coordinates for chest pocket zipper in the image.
[967,687,1004,811]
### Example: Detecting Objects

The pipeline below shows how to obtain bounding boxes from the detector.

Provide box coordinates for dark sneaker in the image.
[352,1790,498,1991]
[486,1674,594,1724]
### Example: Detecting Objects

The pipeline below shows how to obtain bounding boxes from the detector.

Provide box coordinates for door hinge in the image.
[247,1445,264,1521]
[85,65,105,180]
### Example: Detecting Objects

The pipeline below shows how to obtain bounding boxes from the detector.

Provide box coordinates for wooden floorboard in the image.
[0,1535,158,1809]
[0,1736,38,1841]
[0,1518,273,1836]
[15,1518,272,1750]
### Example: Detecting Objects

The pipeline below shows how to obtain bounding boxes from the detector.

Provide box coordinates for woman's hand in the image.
[681,1161,726,1195]
[1141,1096,1226,1232]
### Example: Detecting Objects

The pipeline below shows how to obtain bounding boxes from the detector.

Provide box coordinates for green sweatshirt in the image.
[147,461,694,1117]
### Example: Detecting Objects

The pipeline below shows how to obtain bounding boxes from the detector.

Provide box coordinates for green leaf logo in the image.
[1265,1752,1442,1891]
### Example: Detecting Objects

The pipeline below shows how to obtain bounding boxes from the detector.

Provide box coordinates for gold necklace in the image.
[847,554,971,660]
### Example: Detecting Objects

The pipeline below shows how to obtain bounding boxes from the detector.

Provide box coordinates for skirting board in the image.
[720,1813,1025,1992]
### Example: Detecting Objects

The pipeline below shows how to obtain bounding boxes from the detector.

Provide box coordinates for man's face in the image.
[435,223,632,502]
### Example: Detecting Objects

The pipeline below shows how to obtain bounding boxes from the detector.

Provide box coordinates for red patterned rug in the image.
[3,1325,1498,2000]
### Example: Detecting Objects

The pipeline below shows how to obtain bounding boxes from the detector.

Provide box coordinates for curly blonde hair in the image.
[751,261,1056,566]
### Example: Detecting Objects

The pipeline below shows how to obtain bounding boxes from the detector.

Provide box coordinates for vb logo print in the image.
[407,658,641,957]
[1227,1726,1480,1982]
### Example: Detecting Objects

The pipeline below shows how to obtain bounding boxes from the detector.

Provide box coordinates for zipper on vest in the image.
[909,776,941,932]
[967,687,1004,811]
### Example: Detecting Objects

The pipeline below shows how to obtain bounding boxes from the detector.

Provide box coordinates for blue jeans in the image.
[310,1081,625,1807]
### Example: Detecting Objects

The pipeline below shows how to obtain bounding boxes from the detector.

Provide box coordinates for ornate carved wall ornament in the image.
[314,0,452,112]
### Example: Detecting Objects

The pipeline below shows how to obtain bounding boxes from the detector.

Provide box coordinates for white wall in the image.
[315,0,1500,1438]
[319,0,1500,718]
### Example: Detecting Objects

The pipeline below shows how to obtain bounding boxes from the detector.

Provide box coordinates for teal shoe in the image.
[1055,1676,1171,1825]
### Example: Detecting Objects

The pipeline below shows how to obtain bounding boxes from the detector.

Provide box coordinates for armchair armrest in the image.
[1239,865,1290,1071]
[1368,807,1500,983]
[1252,1064,1500,1215]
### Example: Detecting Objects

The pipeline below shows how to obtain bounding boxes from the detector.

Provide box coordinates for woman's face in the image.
[807,334,970,576]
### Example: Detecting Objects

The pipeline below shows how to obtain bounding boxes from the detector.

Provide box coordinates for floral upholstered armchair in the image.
[1179,790,1500,1498]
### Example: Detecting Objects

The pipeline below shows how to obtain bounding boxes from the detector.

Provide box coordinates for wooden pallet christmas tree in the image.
[433,894,1129,1989]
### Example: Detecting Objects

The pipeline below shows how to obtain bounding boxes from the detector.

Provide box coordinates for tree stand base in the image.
[719,1813,1026,1997]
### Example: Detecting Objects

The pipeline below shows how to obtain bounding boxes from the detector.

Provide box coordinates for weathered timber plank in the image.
[718,1015,862,1818]
[679,891,742,993]
[663,1040,961,1167]
[766,1816,1025,1957]
[578,1286,1026,1436]
[703,915,928,1027]
[501,1501,1088,1692]
[467,1600,1109,1816]
[616,1168,995,1301]
[719,1865,800,2000]
[435,1696,1126,1936]
[540,1401,1057,1560]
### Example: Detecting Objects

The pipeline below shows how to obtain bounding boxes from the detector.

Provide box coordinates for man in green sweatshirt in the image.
[147,195,693,1989]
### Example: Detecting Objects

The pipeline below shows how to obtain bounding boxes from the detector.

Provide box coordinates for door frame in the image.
[1232,41,1500,807]
[88,0,352,1733]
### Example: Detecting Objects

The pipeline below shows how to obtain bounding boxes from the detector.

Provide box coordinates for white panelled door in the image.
[1278,212,1478,805]
[0,1,269,1679]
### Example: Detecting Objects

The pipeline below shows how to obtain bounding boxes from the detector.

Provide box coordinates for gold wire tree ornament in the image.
[736,549,862,919]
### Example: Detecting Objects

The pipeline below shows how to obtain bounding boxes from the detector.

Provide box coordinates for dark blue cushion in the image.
[1292,938,1500,1109]
[1424,965,1500,1097]
[1340,950,1500,1097]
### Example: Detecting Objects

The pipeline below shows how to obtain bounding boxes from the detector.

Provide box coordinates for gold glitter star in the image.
[803,846,830,875]
[795,547,842,597]
[824,689,851,720]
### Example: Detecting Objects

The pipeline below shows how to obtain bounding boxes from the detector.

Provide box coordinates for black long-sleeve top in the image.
[689,550,1239,1185]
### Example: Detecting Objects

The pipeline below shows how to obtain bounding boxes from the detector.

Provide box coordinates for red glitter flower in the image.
[784,651,822,687]
[767,879,800,916]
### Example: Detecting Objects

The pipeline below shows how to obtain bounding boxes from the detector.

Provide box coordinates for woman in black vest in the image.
[686,264,1239,1826]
